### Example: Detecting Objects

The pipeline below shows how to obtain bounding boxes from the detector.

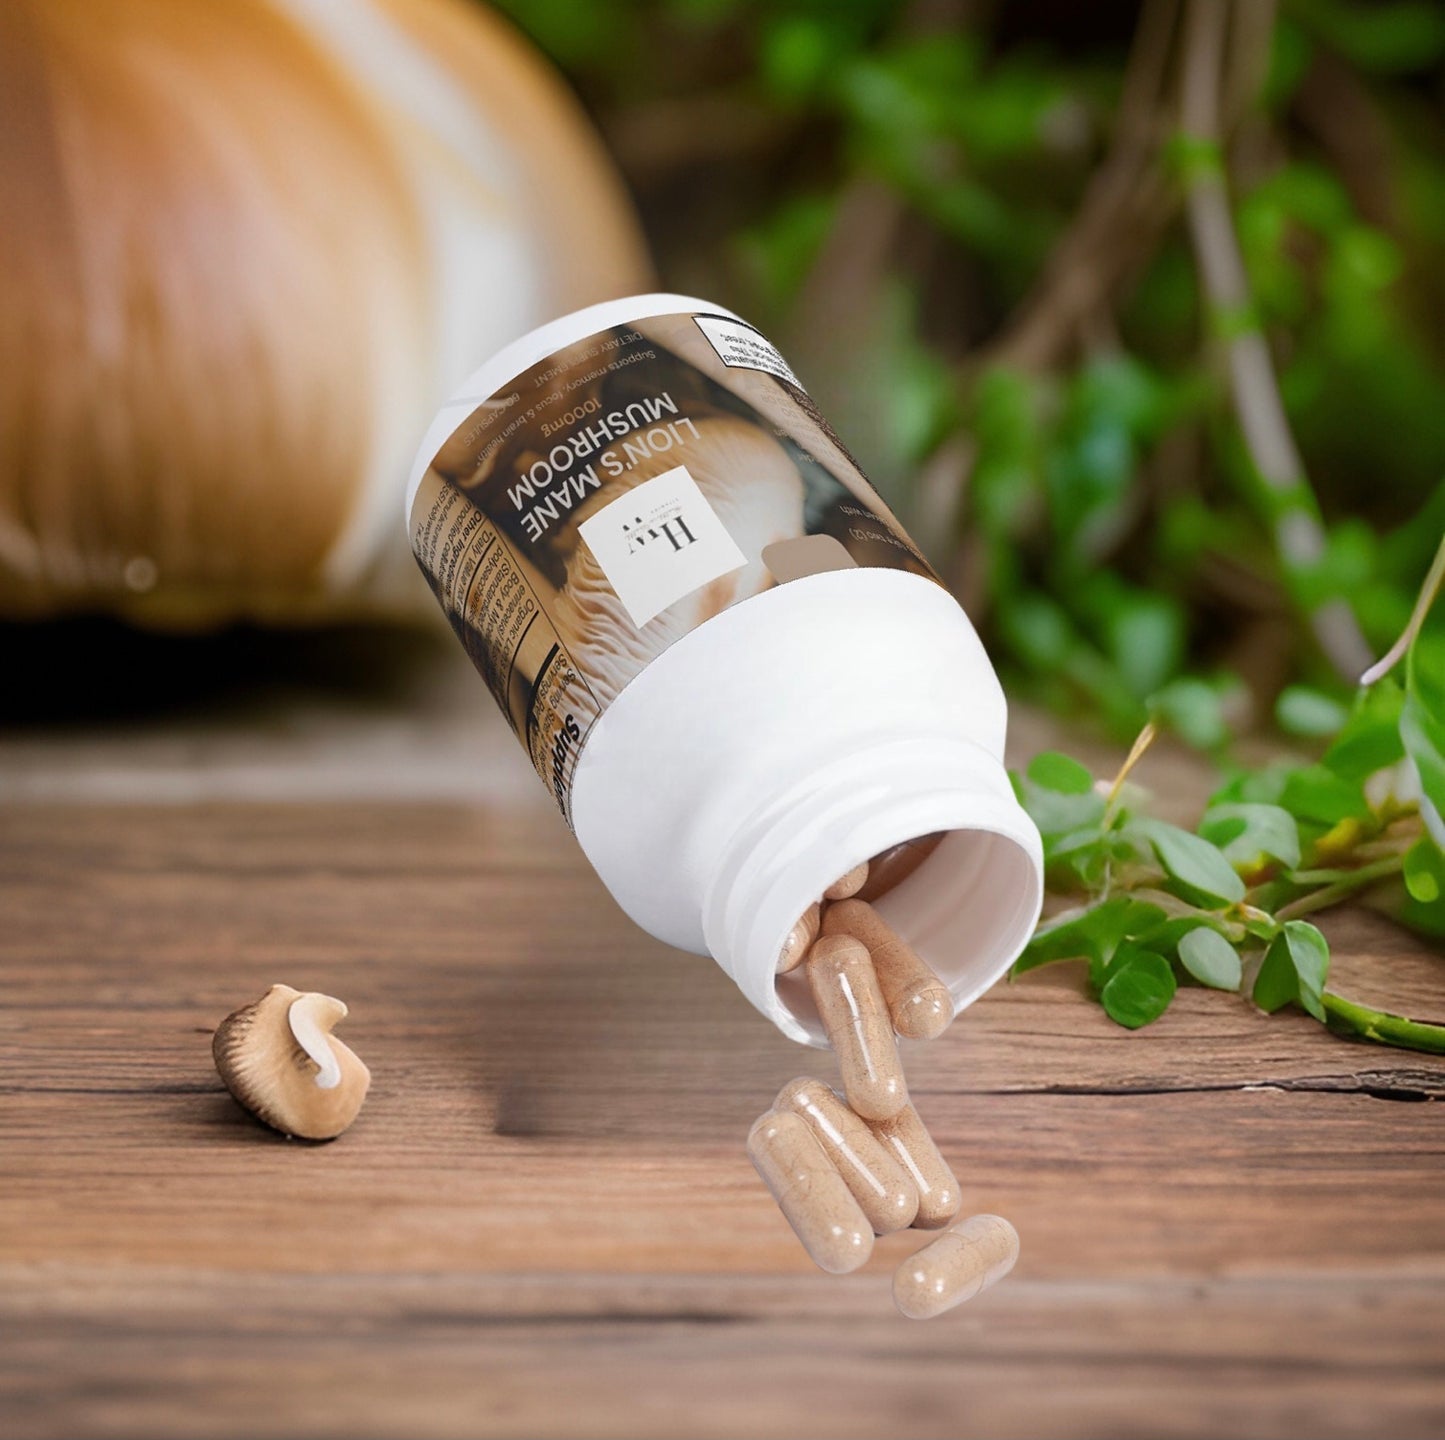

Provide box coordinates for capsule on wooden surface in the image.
[805,935,908,1121]
[865,1101,961,1229]
[857,833,944,902]
[823,861,870,902]
[893,1213,1019,1319]
[824,899,953,1041]
[776,902,823,975]
[774,1076,918,1234]
[747,1108,874,1274]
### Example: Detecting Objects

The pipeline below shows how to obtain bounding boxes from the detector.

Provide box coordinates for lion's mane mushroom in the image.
[212,984,370,1140]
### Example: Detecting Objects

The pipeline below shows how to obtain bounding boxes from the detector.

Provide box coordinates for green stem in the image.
[1321,991,1445,1055]
[1273,854,1404,921]
[1360,527,1445,685]
[1177,0,1372,680]
[1352,833,1420,864]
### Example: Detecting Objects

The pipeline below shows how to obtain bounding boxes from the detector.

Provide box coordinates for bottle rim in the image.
[701,734,1044,1045]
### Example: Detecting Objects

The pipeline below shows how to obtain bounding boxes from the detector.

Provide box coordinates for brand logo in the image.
[578,465,747,628]
[623,507,700,556]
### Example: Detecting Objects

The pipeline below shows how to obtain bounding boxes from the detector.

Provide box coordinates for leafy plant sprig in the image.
[1012,532,1445,1054]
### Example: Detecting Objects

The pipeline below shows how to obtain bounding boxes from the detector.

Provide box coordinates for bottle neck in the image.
[702,735,1043,1045]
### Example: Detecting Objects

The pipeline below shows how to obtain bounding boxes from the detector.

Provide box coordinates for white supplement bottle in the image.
[406,294,1043,1044]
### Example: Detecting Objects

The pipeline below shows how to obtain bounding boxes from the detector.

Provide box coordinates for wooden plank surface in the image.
[3,799,1444,1439]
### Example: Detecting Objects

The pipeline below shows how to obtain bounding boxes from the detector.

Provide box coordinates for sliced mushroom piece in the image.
[212,984,370,1140]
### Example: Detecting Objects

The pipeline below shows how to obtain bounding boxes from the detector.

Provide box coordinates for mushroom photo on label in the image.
[553,415,806,706]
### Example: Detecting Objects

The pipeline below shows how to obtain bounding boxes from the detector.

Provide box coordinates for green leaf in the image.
[1099,946,1177,1028]
[1119,899,1170,935]
[1275,685,1349,738]
[1074,352,1174,436]
[1166,132,1224,183]
[1013,896,1132,977]
[1253,934,1297,1014]
[1394,887,1445,939]
[1265,16,1313,106]
[1322,679,1405,782]
[1297,0,1445,74]
[1148,677,1231,750]
[1241,907,1284,942]
[1048,827,1111,860]
[1000,593,1076,670]
[1402,838,1445,904]
[1026,751,1095,795]
[1283,921,1330,1020]
[1198,803,1302,871]
[1278,765,1371,826]
[1050,840,1115,892]
[1011,771,1107,840]
[1210,761,1295,807]
[738,195,838,311]
[1402,626,1445,846]
[1253,921,1330,1022]
[762,17,841,102]
[1134,820,1247,905]
[1134,913,1217,956]
[1102,592,1184,701]
[1177,926,1243,991]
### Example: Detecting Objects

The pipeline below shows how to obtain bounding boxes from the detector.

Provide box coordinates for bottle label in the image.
[409,309,941,825]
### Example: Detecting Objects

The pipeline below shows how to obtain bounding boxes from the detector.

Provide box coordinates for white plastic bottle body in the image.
[407,294,1043,1044]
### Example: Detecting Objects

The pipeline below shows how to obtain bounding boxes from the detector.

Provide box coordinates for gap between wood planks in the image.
[934,1070,1444,1101]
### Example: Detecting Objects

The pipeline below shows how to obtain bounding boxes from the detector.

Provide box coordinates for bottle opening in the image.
[774,826,1044,1040]
[702,734,1044,1046]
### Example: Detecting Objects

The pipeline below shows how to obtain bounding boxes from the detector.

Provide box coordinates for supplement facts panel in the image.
[411,472,601,823]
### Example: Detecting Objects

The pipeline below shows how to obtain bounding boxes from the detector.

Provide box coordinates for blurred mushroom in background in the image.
[0,0,651,629]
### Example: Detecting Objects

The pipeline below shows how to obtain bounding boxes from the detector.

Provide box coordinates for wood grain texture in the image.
[3,801,1444,1439]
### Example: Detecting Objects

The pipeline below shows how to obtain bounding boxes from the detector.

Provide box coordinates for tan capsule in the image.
[806,935,908,1121]
[857,833,944,902]
[824,900,953,1041]
[776,902,823,975]
[747,1109,874,1274]
[893,1214,1019,1319]
[823,861,870,902]
[775,1077,919,1234]
[866,1102,961,1229]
